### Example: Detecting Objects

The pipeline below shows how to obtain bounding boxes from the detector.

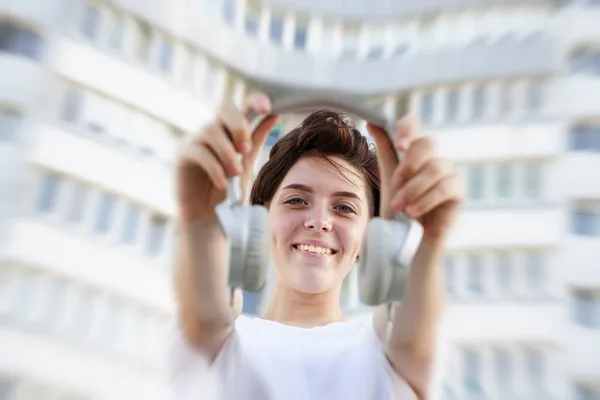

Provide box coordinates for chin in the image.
[288,264,336,294]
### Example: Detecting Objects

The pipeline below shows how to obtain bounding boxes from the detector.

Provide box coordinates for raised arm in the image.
[172,93,279,360]
[368,117,463,399]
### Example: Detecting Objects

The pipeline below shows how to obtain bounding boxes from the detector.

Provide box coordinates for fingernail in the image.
[240,141,252,154]
[391,196,404,211]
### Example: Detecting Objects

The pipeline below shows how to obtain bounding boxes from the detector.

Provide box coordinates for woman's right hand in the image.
[176,92,279,223]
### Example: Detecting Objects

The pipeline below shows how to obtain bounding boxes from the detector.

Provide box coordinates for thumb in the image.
[366,122,399,219]
[241,115,280,202]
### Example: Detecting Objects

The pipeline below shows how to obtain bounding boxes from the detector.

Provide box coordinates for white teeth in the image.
[296,244,333,255]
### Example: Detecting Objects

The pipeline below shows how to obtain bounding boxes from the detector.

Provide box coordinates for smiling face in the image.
[267,156,371,294]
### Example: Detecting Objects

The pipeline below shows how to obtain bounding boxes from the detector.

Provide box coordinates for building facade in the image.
[0,0,599,399]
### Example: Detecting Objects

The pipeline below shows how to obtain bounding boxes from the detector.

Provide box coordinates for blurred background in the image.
[1,0,600,399]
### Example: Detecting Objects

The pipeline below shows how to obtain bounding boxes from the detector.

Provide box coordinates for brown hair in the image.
[250,110,381,217]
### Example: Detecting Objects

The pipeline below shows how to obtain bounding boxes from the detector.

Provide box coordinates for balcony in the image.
[0,326,170,400]
[3,219,174,313]
[263,0,507,19]
[51,39,214,133]
[442,302,564,343]
[446,207,563,250]
[563,236,600,288]
[0,0,64,28]
[432,122,564,162]
[553,5,600,46]
[567,325,600,383]
[545,76,600,120]
[558,152,600,200]
[27,125,176,216]
[0,53,45,109]
[112,0,560,94]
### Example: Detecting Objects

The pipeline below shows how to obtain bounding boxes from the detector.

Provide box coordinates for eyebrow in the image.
[281,183,364,204]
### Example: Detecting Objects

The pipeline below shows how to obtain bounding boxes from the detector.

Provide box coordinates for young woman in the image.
[169,93,463,400]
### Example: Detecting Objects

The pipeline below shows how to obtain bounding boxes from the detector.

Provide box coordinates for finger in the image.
[241,91,272,116]
[218,103,252,155]
[404,174,462,218]
[391,159,452,212]
[201,123,244,177]
[240,115,280,199]
[397,137,436,186]
[246,115,280,162]
[181,143,228,191]
[394,115,420,152]
[366,122,399,219]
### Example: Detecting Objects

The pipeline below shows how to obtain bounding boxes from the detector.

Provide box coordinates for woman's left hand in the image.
[368,116,464,246]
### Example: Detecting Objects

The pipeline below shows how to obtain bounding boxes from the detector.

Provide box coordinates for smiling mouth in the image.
[292,244,337,255]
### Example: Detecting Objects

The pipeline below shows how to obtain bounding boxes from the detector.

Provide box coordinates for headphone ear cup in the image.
[358,217,413,306]
[242,205,270,292]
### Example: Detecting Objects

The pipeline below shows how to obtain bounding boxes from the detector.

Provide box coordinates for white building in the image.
[0,0,599,399]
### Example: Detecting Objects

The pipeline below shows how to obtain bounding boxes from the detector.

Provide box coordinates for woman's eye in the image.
[285,198,306,205]
[335,204,356,214]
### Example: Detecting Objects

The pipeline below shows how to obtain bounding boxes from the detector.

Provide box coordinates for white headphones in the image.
[215,96,421,306]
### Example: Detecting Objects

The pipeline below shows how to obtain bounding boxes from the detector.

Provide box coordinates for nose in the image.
[304,206,333,232]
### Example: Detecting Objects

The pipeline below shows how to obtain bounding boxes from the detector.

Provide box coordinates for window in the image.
[294,24,308,50]
[496,165,513,198]
[500,83,513,116]
[94,193,116,234]
[107,12,124,51]
[420,93,434,124]
[269,18,284,44]
[463,350,482,394]
[0,22,44,60]
[60,88,84,123]
[525,251,544,292]
[366,46,384,60]
[7,271,38,321]
[571,210,598,236]
[445,89,459,122]
[571,127,600,152]
[80,4,101,40]
[341,25,360,59]
[571,50,600,76]
[69,290,95,338]
[526,82,543,112]
[524,164,542,198]
[65,182,88,224]
[496,251,512,293]
[572,290,598,328]
[472,86,485,119]
[0,376,15,400]
[222,0,236,25]
[157,37,173,73]
[98,299,121,346]
[266,124,283,147]
[120,203,141,244]
[242,291,260,315]
[0,109,20,143]
[36,173,62,213]
[467,255,483,294]
[525,348,544,389]
[467,166,484,200]
[38,279,68,330]
[244,3,260,37]
[146,215,167,256]
[493,348,511,386]
[135,21,152,63]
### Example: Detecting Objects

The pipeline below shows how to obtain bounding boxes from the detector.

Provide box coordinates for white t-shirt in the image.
[168,315,417,400]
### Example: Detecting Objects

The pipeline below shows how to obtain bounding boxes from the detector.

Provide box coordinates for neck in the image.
[261,280,345,328]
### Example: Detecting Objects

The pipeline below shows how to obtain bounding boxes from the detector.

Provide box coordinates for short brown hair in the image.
[250,110,381,217]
